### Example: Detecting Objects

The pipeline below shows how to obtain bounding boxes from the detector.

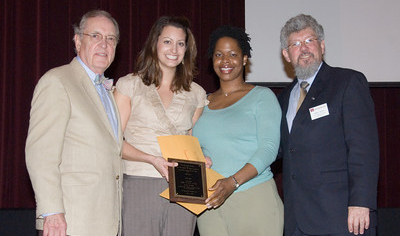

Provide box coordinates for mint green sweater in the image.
[193,86,281,192]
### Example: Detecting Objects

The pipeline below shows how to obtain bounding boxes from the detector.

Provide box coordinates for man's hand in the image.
[348,206,370,235]
[43,213,67,236]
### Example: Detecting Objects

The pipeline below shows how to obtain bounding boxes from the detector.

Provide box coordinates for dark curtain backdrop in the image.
[0,0,244,208]
[1,0,399,209]
[371,87,400,207]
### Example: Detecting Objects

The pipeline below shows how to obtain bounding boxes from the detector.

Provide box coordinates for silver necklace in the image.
[223,85,243,97]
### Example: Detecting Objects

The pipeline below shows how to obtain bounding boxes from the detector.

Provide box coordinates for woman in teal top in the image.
[193,25,284,236]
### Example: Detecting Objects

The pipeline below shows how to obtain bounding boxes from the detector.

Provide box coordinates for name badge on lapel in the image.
[309,103,329,120]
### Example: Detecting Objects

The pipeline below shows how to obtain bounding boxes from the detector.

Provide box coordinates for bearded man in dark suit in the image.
[278,14,379,236]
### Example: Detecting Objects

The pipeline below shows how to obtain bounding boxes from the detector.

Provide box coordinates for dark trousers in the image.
[291,226,377,236]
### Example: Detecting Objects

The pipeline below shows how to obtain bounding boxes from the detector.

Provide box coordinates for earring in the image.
[182,60,185,65]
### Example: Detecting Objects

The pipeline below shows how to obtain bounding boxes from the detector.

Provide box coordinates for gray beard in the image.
[294,60,320,80]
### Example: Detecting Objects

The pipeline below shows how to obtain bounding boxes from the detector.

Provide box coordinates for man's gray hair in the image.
[72,10,119,43]
[280,14,324,50]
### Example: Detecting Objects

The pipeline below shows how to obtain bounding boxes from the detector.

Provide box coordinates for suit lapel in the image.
[291,62,331,133]
[108,89,123,146]
[70,58,120,144]
[280,81,296,137]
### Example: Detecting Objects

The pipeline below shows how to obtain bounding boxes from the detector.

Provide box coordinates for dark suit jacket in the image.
[278,62,379,235]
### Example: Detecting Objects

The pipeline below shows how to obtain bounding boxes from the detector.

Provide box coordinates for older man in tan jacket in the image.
[26,10,123,236]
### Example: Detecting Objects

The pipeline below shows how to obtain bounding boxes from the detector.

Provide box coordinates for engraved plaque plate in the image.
[168,158,207,204]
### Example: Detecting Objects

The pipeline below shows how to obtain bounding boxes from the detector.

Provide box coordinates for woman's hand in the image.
[205,164,258,209]
[151,156,177,181]
[205,177,236,209]
[204,156,213,168]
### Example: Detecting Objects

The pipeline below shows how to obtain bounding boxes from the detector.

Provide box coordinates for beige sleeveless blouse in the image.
[116,74,206,178]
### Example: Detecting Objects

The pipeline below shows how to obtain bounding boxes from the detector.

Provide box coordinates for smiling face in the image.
[213,37,248,82]
[282,27,325,79]
[156,25,187,72]
[74,16,117,74]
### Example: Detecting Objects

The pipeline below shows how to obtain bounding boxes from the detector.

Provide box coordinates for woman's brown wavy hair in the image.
[134,16,197,92]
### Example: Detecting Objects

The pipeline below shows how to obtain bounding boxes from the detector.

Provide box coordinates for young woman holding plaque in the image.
[192,25,284,236]
[113,16,207,236]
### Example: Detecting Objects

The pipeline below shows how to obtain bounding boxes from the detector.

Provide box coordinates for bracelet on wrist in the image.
[231,175,239,189]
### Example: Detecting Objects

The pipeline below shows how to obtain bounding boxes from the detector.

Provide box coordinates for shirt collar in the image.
[76,56,102,85]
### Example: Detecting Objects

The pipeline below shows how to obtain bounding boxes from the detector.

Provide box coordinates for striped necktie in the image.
[296,81,309,112]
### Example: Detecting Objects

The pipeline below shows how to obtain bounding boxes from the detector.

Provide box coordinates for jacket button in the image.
[116,175,119,180]
[291,174,297,179]
[289,148,295,153]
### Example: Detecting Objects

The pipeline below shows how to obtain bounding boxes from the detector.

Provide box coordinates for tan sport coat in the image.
[26,58,123,236]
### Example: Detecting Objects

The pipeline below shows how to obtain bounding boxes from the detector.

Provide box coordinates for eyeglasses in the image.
[287,37,318,50]
[82,33,119,46]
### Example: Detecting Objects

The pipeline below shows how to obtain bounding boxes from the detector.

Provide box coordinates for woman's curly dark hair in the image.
[207,25,252,58]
